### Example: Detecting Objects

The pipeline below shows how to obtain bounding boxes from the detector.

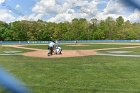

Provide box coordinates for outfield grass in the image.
[0,55,140,93]
[23,43,138,50]
[99,47,140,55]
[0,44,140,93]
[0,46,32,53]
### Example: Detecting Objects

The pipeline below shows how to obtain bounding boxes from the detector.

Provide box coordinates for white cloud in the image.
[94,0,140,23]
[48,13,72,22]
[32,0,57,14]
[0,0,5,4]
[22,0,139,23]
[94,0,131,21]
[0,9,15,22]
[48,12,88,23]
[16,4,20,8]
[128,9,140,22]
[95,12,127,21]
[102,0,129,17]
[32,0,100,22]
[0,0,139,23]
[80,1,99,17]
[17,14,44,21]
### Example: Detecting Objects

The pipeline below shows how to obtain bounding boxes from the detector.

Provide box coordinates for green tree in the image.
[0,21,8,40]
[116,16,124,26]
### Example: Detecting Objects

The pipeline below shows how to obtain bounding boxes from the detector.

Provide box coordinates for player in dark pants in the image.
[48,41,55,56]
[48,47,53,55]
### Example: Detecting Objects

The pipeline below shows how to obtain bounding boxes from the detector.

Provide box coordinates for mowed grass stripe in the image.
[0,46,32,53]
[99,47,140,55]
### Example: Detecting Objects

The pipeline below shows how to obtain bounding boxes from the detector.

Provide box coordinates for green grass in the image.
[0,44,140,93]
[23,43,138,50]
[0,46,32,53]
[98,47,140,55]
[0,56,140,93]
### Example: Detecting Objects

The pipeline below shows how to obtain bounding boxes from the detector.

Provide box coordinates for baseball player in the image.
[55,45,62,54]
[74,40,77,45]
[48,41,55,56]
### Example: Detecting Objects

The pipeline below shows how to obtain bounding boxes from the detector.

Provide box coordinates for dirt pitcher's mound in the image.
[23,50,96,58]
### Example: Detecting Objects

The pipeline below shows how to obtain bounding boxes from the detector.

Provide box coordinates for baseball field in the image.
[0,43,140,93]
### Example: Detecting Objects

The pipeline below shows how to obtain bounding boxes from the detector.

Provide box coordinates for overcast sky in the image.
[0,0,140,23]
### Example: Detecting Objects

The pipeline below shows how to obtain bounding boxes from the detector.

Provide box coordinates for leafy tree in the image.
[116,16,124,26]
[0,21,8,40]
[0,16,140,41]
[10,21,28,41]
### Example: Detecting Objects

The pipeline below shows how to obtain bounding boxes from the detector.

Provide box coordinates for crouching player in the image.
[55,46,62,55]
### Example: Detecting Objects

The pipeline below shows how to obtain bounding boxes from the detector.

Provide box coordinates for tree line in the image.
[0,16,140,41]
